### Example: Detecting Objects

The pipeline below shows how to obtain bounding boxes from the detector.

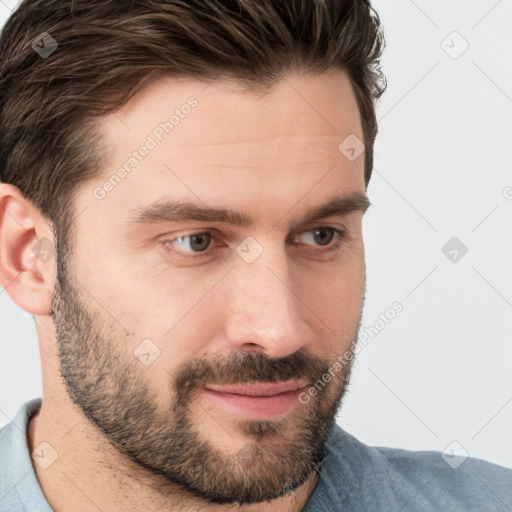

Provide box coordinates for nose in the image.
[223,246,310,359]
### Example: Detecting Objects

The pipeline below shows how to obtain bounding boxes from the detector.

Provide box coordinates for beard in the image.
[51,237,361,506]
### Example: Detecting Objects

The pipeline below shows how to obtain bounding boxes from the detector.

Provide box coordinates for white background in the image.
[1,0,511,469]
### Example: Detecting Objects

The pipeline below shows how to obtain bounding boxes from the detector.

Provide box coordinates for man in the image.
[0,0,510,511]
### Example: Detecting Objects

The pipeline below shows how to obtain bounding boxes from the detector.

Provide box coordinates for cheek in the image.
[309,278,363,329]
[294,250,365,342]
[88,252,219,329]
[74,246,224,373]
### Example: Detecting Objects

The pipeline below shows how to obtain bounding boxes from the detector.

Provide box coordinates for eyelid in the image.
[162,225,348,257]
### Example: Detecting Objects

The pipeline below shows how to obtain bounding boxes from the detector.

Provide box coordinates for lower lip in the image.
[201,387,307,419]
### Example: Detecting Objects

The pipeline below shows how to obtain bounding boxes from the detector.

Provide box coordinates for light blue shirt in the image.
[1,398,511,511]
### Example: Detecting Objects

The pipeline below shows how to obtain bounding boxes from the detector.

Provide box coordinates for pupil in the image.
[191,234,210,251]
[314,228,333,246]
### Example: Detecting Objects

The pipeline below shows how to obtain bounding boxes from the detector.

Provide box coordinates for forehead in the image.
[104,69,361,132]
[84,70,365,227]
[99,69,362,157]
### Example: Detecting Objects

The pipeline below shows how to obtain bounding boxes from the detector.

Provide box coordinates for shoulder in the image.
[0,412,23,511]
[377,442,512,509]
[306,424,512,511]
[0,398,47,512]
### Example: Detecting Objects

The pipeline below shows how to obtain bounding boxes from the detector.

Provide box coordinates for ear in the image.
[0,183,56,316]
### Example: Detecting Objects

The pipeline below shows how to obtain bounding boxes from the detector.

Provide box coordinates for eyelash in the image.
[161,226,347,258]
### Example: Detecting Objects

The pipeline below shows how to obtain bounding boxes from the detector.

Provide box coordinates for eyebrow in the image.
[126,192,371,227]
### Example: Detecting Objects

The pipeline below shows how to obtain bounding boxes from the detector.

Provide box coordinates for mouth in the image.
[201,380,311,419]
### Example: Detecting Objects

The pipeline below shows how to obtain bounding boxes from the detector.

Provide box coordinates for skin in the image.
[0,69,368,511]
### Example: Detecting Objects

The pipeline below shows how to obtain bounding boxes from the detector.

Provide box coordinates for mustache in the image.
[172,348,332,402]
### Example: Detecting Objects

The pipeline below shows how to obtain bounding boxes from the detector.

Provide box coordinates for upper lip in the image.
[204,380,310,397]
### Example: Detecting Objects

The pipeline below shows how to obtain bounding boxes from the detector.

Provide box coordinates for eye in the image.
[161,226,347,258]
[294,227,346,249]
[164,232,213,254]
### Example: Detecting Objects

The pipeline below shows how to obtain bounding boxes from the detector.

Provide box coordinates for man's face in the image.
[52,70,367,505]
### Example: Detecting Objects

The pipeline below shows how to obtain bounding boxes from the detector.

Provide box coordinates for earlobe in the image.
[0,183,55,316]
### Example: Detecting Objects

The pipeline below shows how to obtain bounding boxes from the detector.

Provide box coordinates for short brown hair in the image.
[0,0,386,244]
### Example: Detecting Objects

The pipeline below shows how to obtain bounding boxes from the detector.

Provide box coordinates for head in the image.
[0,0,385,506]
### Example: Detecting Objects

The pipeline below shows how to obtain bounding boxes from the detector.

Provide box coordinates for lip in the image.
[204,380,309,397]
[201,380,310,419]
